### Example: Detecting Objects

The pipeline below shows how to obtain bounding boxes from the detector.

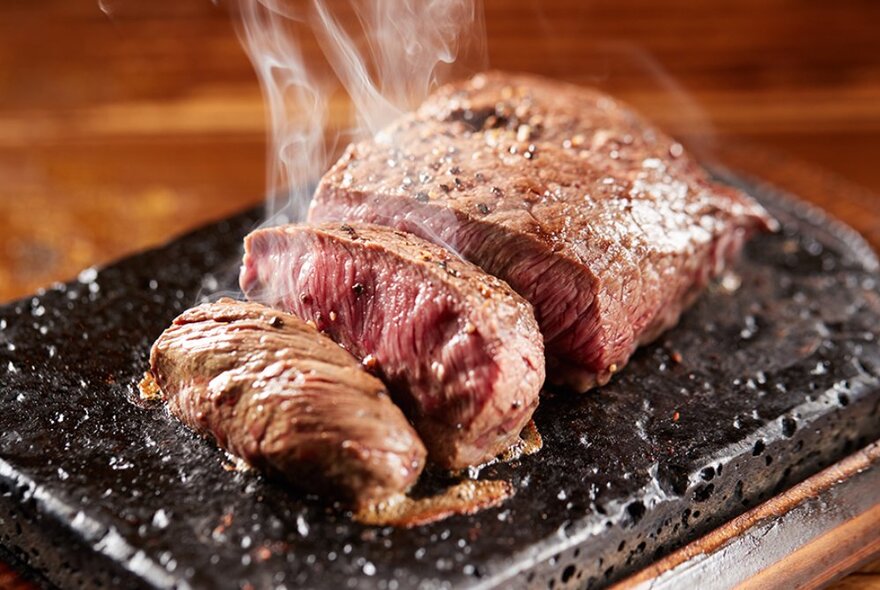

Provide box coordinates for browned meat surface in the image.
[309,71,776,391]
[240,223,545,469]
[148,298,426,507]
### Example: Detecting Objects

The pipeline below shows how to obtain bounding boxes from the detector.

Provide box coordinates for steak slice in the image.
[148,298,425,507]
[240,222,545,469]
[308,71,777,391]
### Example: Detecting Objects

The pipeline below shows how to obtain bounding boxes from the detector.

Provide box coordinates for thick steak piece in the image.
[240,223,545,470]
[308,71,776,391]
[149,298,425,507]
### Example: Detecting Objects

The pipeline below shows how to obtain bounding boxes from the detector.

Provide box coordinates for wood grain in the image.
[614,443,880,590]
[0,1,878,588]
[740,504,880,590]
[830,560,880,590]
[2,0,880,304]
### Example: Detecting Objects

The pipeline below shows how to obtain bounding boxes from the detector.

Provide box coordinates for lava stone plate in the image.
[1,173,879,590]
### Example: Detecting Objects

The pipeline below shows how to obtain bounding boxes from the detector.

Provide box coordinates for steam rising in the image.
[236,0,486,222]
[236,0,330,222]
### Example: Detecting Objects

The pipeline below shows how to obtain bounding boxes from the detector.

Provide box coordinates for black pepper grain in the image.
[339,224,359,240]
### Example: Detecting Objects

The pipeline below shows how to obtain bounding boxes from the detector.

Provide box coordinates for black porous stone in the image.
[1,175,879,590]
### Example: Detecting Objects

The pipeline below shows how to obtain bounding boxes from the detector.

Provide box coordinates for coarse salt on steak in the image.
[308,71,776,391]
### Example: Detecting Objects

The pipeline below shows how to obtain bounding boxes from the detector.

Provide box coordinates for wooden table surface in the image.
[1,1,878,588]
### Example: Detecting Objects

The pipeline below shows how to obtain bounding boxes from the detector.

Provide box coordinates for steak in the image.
[148,298,426,507]
[308,71,777,391]
[240,222,545,469]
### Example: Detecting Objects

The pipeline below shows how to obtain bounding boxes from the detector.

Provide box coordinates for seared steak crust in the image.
[149,298,426,507]
[309,71,776,390]
[240,223,545,469]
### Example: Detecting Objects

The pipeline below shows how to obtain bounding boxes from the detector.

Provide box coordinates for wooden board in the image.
[2,0,880,303]
[616,443,880,589]
[1,2,879,588]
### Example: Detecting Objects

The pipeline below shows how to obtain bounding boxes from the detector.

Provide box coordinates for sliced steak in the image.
[308,71,777,391]
[148,298,425,507]
[240,223,545,469]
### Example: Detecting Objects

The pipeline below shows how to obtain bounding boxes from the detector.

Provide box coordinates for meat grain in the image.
[309,71,776,390]
[148,298,426,507]
[240,223,545,469]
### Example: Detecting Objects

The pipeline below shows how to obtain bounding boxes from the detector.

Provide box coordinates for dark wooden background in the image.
[1,0,878,587]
